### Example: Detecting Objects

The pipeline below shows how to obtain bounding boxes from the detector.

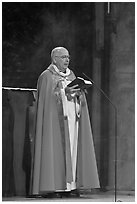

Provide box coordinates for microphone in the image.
[82,72,118,202]
[82,72,116,108]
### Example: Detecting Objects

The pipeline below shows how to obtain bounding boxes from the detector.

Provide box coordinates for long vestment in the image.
[32,64,100,194]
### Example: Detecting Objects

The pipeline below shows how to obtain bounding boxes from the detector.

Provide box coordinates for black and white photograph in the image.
[2,1,135,202]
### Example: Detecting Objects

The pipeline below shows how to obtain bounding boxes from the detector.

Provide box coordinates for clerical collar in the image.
[52,64,70,77]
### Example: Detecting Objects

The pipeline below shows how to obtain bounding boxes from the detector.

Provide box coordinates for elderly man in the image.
[32,47,100,198]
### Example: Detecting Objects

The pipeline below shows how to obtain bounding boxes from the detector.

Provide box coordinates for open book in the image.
[67,77,92,90]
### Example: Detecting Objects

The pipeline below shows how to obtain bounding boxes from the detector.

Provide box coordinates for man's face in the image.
[53,48,70,72]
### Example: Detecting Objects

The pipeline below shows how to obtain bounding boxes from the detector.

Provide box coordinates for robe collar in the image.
[51,64,70,77]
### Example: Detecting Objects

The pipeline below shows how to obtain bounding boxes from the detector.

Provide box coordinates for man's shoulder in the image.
[70,69,75,76]
[39,65,75,80]
[39,65,53,79]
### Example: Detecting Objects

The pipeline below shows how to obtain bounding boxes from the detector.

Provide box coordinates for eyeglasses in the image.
[55,55,70,60]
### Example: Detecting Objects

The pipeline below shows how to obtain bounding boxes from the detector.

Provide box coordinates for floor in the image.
[3,190,135,202]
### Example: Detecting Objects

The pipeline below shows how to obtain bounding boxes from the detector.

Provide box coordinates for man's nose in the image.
[65,57,69,62]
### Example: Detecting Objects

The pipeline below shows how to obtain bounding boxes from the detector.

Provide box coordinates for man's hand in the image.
[65,85,80,95]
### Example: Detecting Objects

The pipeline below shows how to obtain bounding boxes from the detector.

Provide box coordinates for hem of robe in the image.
[56,182,76,192]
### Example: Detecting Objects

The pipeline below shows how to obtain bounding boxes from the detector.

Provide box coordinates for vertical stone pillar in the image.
[109,3,135,190]
[92,3,104,183]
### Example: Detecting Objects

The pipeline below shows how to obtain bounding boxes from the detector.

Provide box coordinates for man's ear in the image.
[53,58,56,63]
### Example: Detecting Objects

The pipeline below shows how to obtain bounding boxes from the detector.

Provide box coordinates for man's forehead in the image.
[54,48,69,56]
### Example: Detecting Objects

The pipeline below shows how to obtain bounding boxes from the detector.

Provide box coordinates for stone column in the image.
[91,2,104,187]
[108,2,135,190]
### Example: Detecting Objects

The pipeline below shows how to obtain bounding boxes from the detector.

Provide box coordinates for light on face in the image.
[55,55,70,60]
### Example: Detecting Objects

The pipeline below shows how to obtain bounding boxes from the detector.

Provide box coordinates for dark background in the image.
[3,2,95,88]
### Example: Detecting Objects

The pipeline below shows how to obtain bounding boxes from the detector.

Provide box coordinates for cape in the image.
[32,64,100,194]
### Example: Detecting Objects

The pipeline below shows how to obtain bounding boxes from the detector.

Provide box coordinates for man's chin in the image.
[62,66,67,71]
[64,66,68,69]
